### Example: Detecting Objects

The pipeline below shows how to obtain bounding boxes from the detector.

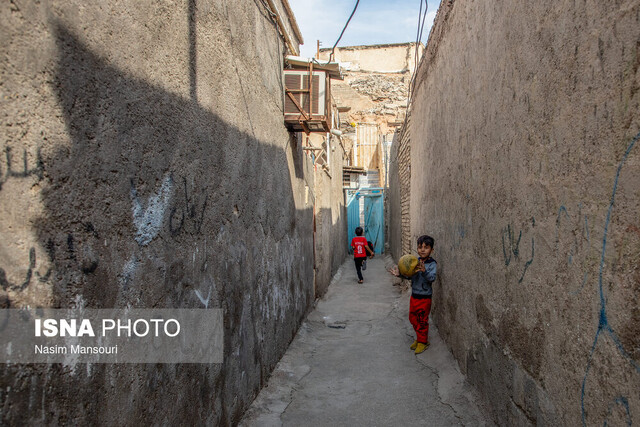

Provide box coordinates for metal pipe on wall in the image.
[264,0,298,56]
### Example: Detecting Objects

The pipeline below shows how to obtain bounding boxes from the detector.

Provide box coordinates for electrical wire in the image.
[254,0,277,21]
[408,0,428,106]
[414,0,424,71]
[328,0,360,63]
[416,1,428,65]
[402,0,429,133]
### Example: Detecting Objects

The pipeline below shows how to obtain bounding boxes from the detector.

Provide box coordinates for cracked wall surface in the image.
[0,0,318,424]
[398,0,640,425]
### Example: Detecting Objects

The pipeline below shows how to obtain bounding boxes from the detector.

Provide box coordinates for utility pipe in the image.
[265,0,298,56]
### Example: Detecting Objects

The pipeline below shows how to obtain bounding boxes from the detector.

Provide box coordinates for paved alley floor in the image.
[240,257,492,427]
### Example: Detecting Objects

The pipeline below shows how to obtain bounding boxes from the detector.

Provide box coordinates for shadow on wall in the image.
[0,22,313,425]
[314,206,347,297]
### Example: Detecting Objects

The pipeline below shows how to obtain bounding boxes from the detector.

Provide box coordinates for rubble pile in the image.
[348,74,408,103]
[345,72,409,118]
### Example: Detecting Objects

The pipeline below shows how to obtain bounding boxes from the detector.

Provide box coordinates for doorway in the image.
[346,188,384,254]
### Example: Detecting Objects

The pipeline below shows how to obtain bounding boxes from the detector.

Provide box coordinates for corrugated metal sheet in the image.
[364,170,380,188]
[354,123,380,170]
[283,71,323,115]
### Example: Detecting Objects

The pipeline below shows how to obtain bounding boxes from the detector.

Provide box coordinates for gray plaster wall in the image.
[313,143,348,297]
[406,0,640,425]
[0,0,316,424]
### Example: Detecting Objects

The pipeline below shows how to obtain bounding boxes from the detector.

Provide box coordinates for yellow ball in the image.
[398,254,419,277]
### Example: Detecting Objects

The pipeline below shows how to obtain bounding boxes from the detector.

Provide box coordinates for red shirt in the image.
[351,236,369,259]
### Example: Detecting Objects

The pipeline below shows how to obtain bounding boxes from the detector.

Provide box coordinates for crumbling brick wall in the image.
[398,116,413,257]
[389,114,413,260]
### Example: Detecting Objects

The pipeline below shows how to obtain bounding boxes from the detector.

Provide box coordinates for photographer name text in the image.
[35,344,118,355]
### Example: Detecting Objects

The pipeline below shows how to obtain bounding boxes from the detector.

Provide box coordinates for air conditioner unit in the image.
[284,70,330,133]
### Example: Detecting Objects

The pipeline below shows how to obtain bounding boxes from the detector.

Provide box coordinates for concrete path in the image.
[240,257,492,427]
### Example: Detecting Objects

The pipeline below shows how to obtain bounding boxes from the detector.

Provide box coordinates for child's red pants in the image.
[409,296,432,344]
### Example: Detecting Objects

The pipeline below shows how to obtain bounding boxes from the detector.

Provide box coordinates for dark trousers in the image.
[354,258,365,280]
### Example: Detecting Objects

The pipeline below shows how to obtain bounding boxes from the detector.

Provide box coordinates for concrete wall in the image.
[311,134,348,296]
[320,43,423,74]
[0,0,319,424]
[405,0,640,425]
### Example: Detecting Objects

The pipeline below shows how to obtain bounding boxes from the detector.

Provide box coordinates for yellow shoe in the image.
[410,340,418,350]
[414,342,430,354]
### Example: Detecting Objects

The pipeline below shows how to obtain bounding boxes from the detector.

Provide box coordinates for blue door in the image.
[346,190,360,254]
[364,195,384,254]
[345,190,384,254]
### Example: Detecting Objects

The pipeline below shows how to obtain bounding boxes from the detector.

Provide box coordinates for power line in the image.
[416,0,428,64]
[403,0,429,131]
[409,0,428,104]
[328,0,360,63]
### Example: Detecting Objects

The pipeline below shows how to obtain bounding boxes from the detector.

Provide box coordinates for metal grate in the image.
[284,73,321,115]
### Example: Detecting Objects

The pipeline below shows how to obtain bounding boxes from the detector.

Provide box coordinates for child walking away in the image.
[363,241,375,270]
[390,235,436,354]
[351,227,374,283]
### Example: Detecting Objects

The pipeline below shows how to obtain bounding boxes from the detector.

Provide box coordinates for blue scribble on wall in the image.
[556,205,580,265]
[603,397,632,427]
[501,222,534,283]
[584,216,590,242]
[556,202,593,295]
[570,272,589,296]
[502,224,522,266]
[518,238,534,284]
[581,131,640,426]
[557,205,570,222]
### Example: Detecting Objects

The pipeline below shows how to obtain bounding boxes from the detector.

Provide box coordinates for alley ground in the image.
[240,257,493,426]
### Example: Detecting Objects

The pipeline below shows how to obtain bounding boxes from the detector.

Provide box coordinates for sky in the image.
[287,0,441,59]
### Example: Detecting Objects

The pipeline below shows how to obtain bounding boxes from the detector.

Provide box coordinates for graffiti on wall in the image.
[194,283,212,308]
[0,146,44,191]
[555,203,594,296]
[501,219,535,284]
[0,248,36,292]
[581,131,640,426]
[447,222,466,250]
[445,196,472,252]
[169,176,208,236]
[0,222,101,295]
[130,174,174,246]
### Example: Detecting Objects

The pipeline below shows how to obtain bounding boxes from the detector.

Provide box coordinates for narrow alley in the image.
[1,0,639,425]
[240,257,489,426]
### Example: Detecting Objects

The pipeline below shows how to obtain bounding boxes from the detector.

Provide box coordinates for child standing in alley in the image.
[390,235,436,354]
[351,226,374,284]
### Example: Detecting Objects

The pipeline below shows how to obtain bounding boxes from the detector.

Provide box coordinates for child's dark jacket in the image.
[410,257,436,299]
